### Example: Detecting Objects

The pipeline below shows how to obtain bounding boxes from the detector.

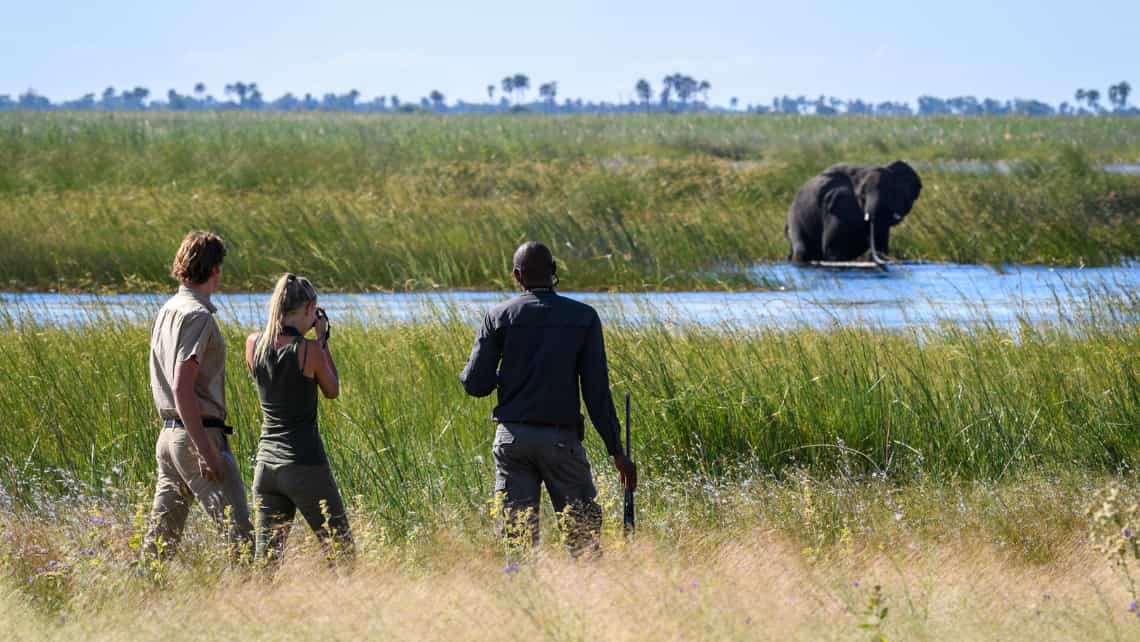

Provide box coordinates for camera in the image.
[315,307,331,340]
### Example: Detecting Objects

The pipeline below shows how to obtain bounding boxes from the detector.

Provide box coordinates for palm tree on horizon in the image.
[512,74,530,103]
[501,76,515,104]
[538,82,557,108]
[635,78,652,110]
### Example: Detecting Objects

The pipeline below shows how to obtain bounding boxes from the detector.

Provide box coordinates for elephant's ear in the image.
[823,176,863,221]
[886,160,922,201]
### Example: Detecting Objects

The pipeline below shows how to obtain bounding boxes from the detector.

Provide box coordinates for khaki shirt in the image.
[149,285,227,422]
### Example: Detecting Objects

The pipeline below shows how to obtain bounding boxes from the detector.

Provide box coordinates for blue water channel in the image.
[2,263,1136,331]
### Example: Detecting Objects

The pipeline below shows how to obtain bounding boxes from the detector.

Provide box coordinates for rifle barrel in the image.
[623,391,635,533]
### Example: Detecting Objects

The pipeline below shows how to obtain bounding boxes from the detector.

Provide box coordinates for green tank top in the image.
[252,336,328,466]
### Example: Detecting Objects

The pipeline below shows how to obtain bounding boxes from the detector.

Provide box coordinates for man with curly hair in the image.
[142,231,252,563]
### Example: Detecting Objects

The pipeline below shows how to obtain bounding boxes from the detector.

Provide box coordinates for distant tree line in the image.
[2,75,1134,116]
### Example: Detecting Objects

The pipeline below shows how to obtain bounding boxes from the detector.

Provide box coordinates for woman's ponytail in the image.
[252,273,317,368]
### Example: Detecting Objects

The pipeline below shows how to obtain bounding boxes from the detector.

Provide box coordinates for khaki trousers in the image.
[143,425,252,561]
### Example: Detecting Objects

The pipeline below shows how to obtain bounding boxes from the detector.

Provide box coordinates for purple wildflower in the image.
[81,548,96,556]
[90,517,107,526]
[853,581,860,588]
[1124,528,1133,540]
[502,562,520,575]
[1130,601,1138,612]
[35,567,44,575]
[690,581,698,589]
[744,617,752,625]
[27,577,33,584]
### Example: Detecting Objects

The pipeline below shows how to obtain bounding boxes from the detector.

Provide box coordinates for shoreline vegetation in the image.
[2,304,1136,516]
[2,113,1139,292]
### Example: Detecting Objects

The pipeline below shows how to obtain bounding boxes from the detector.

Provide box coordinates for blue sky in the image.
[2,0,1136,106]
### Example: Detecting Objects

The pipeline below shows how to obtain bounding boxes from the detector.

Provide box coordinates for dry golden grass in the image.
[3,475,1139,641]
[0,532,1134,641]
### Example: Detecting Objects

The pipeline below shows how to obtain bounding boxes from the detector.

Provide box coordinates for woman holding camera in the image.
[245,273,352,562]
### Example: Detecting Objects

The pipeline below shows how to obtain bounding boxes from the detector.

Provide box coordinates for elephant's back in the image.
[825,163,872,184]
[815,171,857,210]
[789,171,853,222]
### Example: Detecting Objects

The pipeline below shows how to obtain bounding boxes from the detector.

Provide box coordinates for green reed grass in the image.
[1,113,1137,291]
[4,113,1139,192]
[1,302,1136,535]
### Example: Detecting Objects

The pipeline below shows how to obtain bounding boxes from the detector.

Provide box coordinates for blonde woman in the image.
[245,273,351,562]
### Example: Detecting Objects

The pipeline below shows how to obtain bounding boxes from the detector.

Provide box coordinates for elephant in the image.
[785,160,922,264]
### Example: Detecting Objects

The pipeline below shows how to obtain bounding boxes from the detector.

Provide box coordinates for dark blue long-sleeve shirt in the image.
[459,289,624,456]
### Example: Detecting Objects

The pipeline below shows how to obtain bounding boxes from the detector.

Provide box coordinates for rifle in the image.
[623,392,635,534]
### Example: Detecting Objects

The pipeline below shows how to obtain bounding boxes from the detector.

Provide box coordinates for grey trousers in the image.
[143,426,253,561]
[253,462,353,562]
[492,422,602,554]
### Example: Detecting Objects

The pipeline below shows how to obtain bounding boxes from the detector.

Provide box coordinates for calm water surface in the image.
[2,263,1136,330]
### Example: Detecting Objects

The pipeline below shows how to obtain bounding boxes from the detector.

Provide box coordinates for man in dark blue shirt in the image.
[461,241,637,554]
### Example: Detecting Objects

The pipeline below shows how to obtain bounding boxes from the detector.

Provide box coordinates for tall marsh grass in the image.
[1,113,1137,291]
[1,302,1136,534]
